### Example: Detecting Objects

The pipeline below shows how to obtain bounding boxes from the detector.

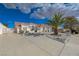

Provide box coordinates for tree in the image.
[47,12,65,35]
[64,16,78,34]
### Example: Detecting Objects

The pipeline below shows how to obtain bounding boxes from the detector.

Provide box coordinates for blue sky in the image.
[0,3,79,28]
[0,4,48,24]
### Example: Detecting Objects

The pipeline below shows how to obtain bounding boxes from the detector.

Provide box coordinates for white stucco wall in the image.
[0,23,3,34]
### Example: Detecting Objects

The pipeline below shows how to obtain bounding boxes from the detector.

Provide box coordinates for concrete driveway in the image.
[0,33,79,56]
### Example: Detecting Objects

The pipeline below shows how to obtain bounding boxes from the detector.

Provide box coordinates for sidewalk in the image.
[60,35,79,56]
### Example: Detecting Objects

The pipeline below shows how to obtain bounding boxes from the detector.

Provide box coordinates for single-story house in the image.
[14,22,52,33]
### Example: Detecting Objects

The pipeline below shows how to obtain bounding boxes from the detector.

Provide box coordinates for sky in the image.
[3,3,79,17]
[0,3,79,28]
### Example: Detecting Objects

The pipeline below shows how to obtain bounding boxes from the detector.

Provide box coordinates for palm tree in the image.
[47,12,65,35]
[64,16,78,34]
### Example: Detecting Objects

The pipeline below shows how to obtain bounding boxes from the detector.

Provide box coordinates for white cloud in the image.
[3,3,17,9]
[3,3,79,19]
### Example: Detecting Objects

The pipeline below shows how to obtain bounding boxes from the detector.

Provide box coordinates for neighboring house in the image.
[0,23,8,34]
[14,22,52,33]
[0,23,3,34]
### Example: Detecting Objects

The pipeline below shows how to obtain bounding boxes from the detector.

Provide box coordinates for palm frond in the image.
[47,12,65,29]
